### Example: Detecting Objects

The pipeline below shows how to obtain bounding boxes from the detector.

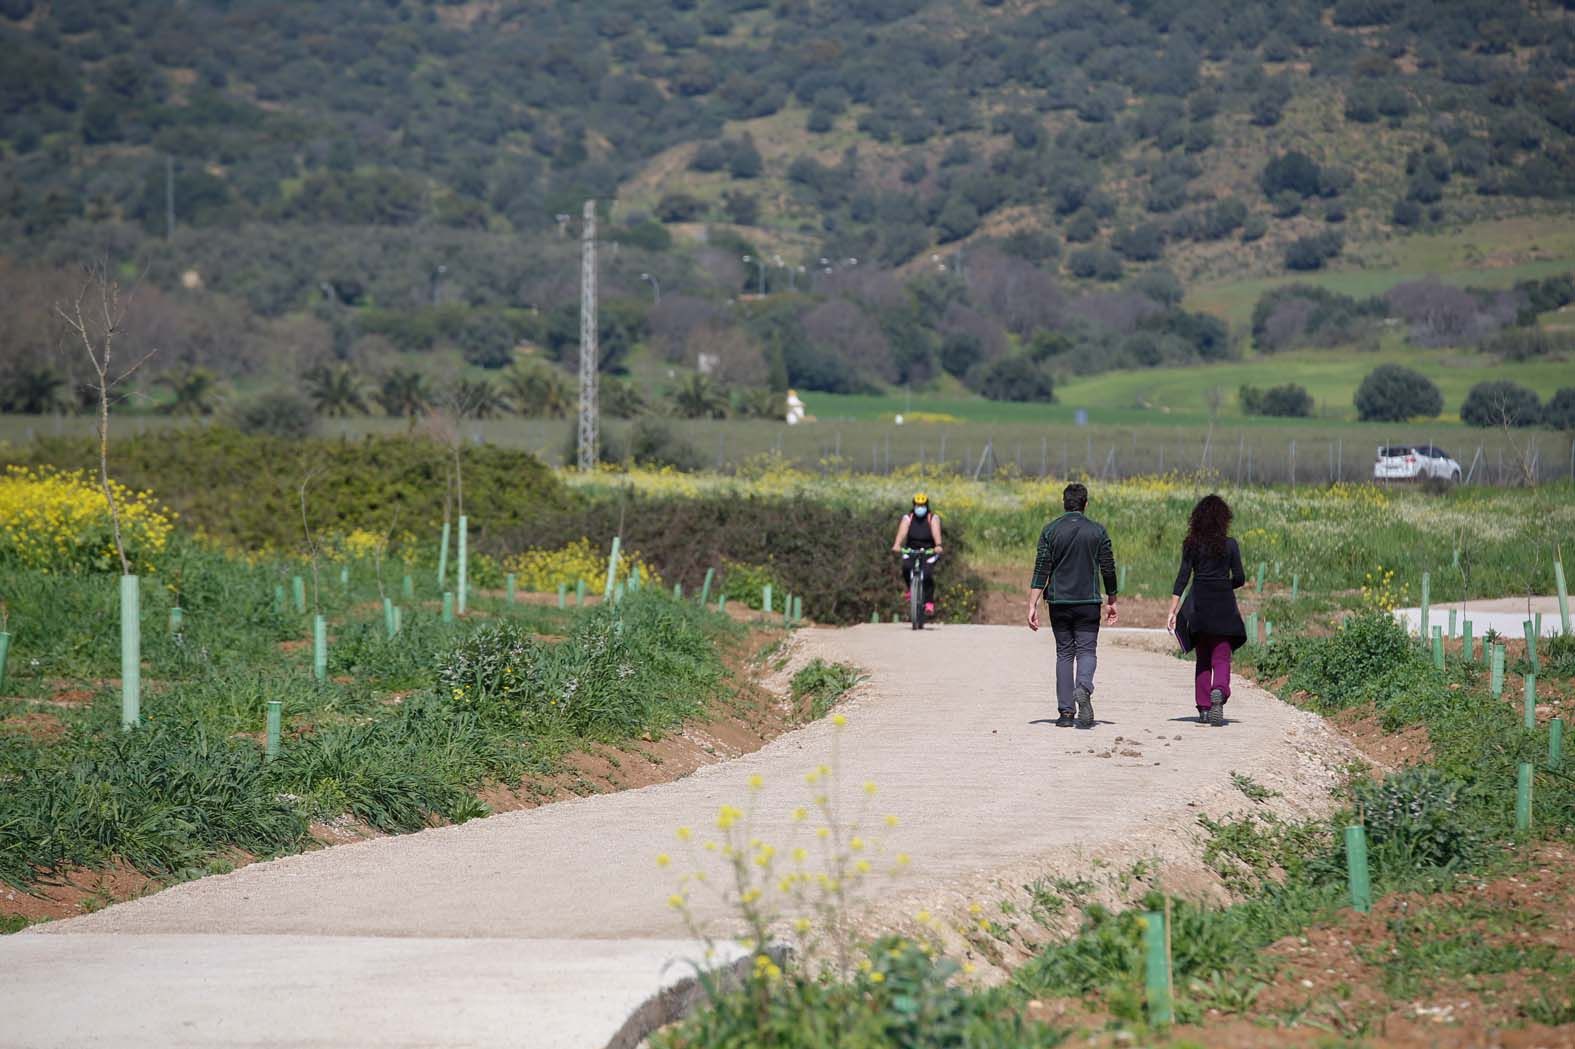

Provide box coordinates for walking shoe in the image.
[1196,707,1209,725]
[1208,689,1226,727]
[1073,685,1094,728]
[1055,711,1076,728]
[924,601,935,615]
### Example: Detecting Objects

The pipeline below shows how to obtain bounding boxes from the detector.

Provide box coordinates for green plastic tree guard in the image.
[1118,564,1128,593]
[266,700,281,762]
[1431,626,1444,669]
[1448,608,1456,639]
[673,582,683,599]
[442,592,455,623]
[383,597,396,640]
[762,584,773,615]
[793,596,803,624]
[1515,762,1532,832]
[274,583,286,614]
[604,537,622,600]
[1291,573,1300,602]
[718,594,727,612]
[1524,620,1538,672]
[700,567,715,606]
[437,520,450,588]
[402,574,415,600]
[1463,620,1474,664]
[1255,563,1266,591]
[1244,612,1258,646]
[313,614,327,682]
[169,606,183,634]
[1550,718,1564,771]
[0,630,10,692]
[557,582,566,609]
[1524,674,1537,730]
[871,611,880,624]
[291,575,306,615]
[339,565,349,588]
[1344,825,1371,913]
[576,579,586,606]
[1264,620,1274,642]
[121,574,140,730]
[1556,560,1570,636]
[507,573,518,605]
[457,515,469,615]
[1143,911,1172,1025]
[1490,644,1505,697]
[1420,572,1430,641]
[392,605,402,636]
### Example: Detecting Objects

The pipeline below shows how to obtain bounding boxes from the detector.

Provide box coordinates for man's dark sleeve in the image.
[1172,546,1192,598]
[1098,527,1117,597]
[1030,524,1054,591]
[1229,538,1247,589]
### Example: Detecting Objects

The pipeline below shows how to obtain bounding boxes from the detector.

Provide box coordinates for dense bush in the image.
[500,493,984,625]
[8,431,568,550]
[1545,387,1575,430]
[1459,381,1542,428]
[975,357,1055,403]
[1239,383,1313,418]
[1353,364,1443,422]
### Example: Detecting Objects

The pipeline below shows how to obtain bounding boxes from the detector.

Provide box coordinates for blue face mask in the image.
[913,506,928,518]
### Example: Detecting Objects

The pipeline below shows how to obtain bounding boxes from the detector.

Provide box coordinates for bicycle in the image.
[899,547,940,630]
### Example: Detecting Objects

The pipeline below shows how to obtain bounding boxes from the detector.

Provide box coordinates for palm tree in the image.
[732,387,783,419]
[449,378,507,419]
[501,363,571,418]
[669,373,729,419]
[375,368,431,420]
[304,363,368,417]
[602,376,647,419]
[159,368,221,416]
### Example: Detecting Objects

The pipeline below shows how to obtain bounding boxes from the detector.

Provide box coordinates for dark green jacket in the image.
[1030,512,1117,605]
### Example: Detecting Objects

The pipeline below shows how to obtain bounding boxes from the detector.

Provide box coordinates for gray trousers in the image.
[1049,603,1100,712]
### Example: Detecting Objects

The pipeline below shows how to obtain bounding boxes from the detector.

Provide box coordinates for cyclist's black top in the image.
[903,511,936,548]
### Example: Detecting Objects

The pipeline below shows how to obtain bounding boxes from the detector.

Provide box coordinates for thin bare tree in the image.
[55,262,158,575]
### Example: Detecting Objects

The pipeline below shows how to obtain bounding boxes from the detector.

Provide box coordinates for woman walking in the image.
[1166,494,1247,726]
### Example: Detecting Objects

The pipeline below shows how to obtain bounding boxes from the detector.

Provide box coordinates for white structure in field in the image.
[785,389,806,425]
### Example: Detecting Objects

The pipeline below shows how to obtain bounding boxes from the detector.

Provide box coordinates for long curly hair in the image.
[1183,494,1233,559]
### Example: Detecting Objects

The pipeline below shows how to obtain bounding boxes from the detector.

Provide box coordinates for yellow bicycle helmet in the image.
[912,492,928,507]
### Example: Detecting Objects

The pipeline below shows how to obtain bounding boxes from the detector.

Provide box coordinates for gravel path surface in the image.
[4,623,1352,1048]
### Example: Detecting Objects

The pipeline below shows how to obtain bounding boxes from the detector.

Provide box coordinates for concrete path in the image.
[1396,595,1570,639]
[1,624,1348,1049]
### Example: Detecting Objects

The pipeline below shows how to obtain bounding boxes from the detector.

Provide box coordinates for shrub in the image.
[1354,364,1442,421]
[1260,151,1323,199]
[975,357,1054,403]
[1483,329,1575,361]
[0,465,175,573]
[502,537,657,594]
[1239,383,1313,418]
[1284,231,1343,271]
[1459,381,1542,428]
[1352,767,1481,873]
[629,417,704,471]
[1545,388,1575,430]
[228,391,317,439]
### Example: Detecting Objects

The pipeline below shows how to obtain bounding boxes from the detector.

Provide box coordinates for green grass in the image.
[0,539,739,894]
[1187,214,1575,330]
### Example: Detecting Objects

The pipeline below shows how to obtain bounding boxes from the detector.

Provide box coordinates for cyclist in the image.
[891,492,943,617]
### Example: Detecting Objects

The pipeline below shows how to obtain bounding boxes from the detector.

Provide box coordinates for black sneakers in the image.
[1055,711,1075,728]
[1208,688,1226,727]
[1073,686,1094,728]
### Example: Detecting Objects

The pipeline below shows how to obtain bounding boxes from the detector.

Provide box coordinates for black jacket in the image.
[1031,512,1117,605]
[1172,537,1248,652]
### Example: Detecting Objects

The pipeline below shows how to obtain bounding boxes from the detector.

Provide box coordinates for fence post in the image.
[121,574,141,731]
[1344,825,1372,913]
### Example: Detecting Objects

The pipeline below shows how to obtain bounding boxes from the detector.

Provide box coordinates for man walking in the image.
[1027,483,1118,728]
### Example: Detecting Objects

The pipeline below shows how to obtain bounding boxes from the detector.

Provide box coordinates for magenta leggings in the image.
[1194,635,1232,709]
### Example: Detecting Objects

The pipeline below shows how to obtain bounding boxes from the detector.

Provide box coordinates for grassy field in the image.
[1186,214,1575,330]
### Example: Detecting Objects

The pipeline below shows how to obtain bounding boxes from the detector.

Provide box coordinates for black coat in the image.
[1172,537,1247,654]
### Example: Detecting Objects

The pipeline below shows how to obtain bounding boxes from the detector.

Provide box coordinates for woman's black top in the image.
[1172,536,1247,650]
[904,512,936,548]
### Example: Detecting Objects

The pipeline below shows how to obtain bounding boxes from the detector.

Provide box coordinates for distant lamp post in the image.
[741,254,766,296]
[639,272,661,304]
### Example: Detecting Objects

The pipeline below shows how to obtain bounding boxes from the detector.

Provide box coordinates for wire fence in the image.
[4,413,1571,487]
